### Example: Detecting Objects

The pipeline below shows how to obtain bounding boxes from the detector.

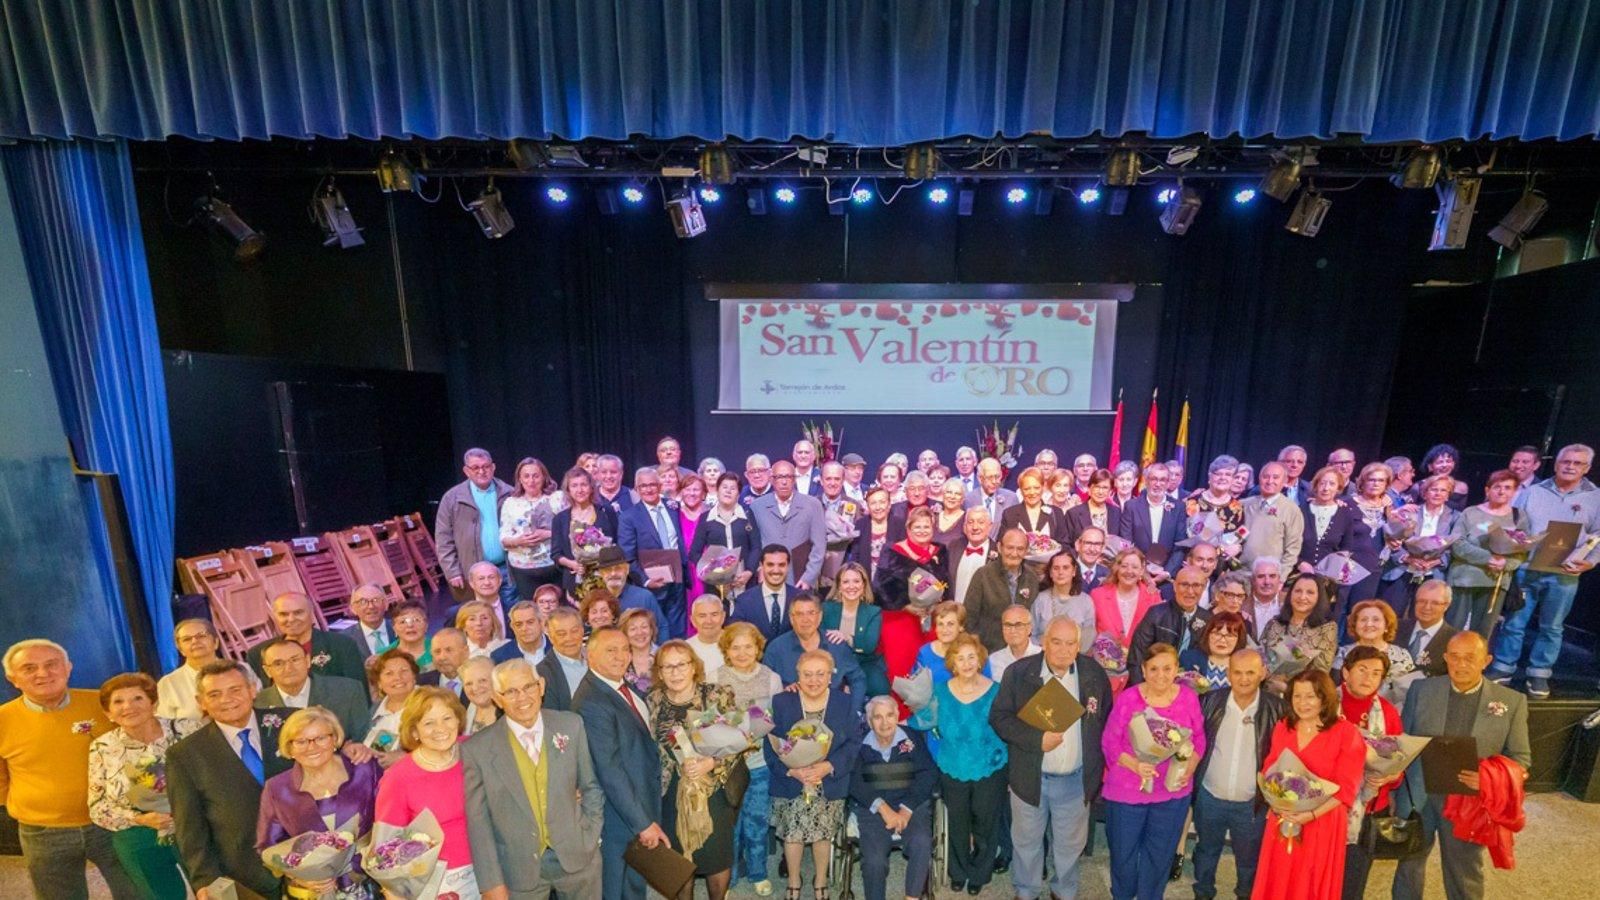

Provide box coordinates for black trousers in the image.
[940,769,1007,889]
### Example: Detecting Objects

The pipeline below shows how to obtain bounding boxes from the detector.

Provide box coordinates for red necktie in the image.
[619,685,644,723]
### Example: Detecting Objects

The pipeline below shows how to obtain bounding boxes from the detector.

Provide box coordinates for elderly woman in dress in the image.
[689,472,761,596]
[1380,474,1461,612]
[851,695,937,900]
[1332,600,1417,709]
[88,673,201,900]
[363,649,419,765]
[257,707,382,898]
[457,656,501,735]
[1337,646,1406,900]
[933,480,969,546]
[716,622,783,896]
[766,649,858,900]
[1446,469,1529,639]
[375,687,478,898]
[456,600,508,658]
[1261,574,1340,697]
[1113,460,1141,508]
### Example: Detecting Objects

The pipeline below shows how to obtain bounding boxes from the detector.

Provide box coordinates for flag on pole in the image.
[1107,390,1125,469]
[1175,398,1192,478]
[1137,390,1158,490]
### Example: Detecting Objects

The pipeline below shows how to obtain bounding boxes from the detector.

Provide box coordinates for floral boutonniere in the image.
[71,720,95,735]
[1017,587,1032,600]
[310,651,331,668]
[897,739,914,754]
[1573,503,1584,515]
[1266,504,1280,518]
[260,713,285,730]
[1415,650,1431,668]
[1084,697,1099,715]
[552,733,571,753]
[1487,701,1508,717]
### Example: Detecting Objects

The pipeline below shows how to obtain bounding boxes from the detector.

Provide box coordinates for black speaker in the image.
[1526,697,1598,793]
[1564,710,1600,802]
[270,380,388,534]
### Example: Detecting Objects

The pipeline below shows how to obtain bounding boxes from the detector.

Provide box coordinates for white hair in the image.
[746,453,771,469]
[955,446,977,459]
[463,447,492,464]
[865,695,900,718]
[3,639,68,675]
[491,658,543,693]
[1250,557,1283,575]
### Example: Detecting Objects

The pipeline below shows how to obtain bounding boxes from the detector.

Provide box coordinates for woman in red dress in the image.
[1251,669,1366,900]
[872,512,946,720]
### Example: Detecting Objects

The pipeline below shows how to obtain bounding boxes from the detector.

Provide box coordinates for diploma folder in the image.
[1018,676,1085,733]
[639,548,684,584]
[1528,521,1586,573]
[1420,735,1481,795]
[624,838,697,897]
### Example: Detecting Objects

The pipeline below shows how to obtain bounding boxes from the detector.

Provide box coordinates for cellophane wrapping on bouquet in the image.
[1258,749,1341,851]
[769,721,835,804]
[696,545,742,587]
[260,817,361,897]
[1127,707,1196,793]
[360,809,446,900]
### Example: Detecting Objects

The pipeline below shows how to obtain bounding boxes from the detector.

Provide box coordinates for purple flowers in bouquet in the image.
[1360,732,1431,788]
[1090,633,1128,677]
[769,721,834,803]
[573,525,613,563]
[1128,708,1196,793]
[123,754,169,815]
[695,545,742,586]
[907,568,946,608]
[1265,637,1313,678]
[673,704,775,760]
[1257,750,1340,850]
[361,810,446,899]
[1175,670,1214,695]
[1023,532,1062,564]
[824,511,860,548]
[261,819,360,889]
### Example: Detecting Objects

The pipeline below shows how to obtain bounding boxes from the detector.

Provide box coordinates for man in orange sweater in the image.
[0,639,139,899]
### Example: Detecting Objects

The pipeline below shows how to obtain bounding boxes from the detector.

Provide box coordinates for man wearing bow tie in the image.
[944,509,995,604]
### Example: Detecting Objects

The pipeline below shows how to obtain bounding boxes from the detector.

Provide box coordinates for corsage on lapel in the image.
[71,720,95,735]
[552,733,571,753]
[897,739,914,755]
[310,651,332,668]
[1085,697,1100,715]
[260,713,285,730]
[1487,701,1508,718]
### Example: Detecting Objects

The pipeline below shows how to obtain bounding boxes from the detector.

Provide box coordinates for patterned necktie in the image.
[238,728,264,783]
[651,505,677,549]
[768,592,781,625]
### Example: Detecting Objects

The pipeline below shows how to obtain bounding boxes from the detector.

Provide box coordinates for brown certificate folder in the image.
[1421,735,1480,795]
[1529,521,1585,573]
[791,540,814,573]
[1019,676,1085,733]
[639,548,684,584]
[624,839,697,897]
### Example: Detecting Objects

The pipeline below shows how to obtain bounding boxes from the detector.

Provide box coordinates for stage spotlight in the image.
[1104,148,1140,187]
[195,196,265,263]
[927,186,949,204]
[1159,185,1202,235]
[774,186,797,204]
[698,144,735,185]
[1006,187,1028,204]
[507,139,546,171]
[1488,191,1549,250]
[1260,157,1302,202]
[903,144,939,181]
[1233,187,1257,204]
[1077,185,1101,205]
[1394,145,1443,189]
[1156,187,1178,205]
[376,149,416,194]
[545,185,571,204]
[666,191,707,238]
[698,185,722,203]
[467,181,515,238]
[621,185,647,205]
[1284,189,1332,237]
[851,186,873,204]
[1429,175,1481,251]
[310,180,364,248]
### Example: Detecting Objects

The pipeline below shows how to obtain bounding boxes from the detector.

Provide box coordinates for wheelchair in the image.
[831,797,949,900]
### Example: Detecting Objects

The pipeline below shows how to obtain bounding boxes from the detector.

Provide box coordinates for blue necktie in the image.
[1179,616,1193,652]
[238,728,264,783]
[651,505,677,549]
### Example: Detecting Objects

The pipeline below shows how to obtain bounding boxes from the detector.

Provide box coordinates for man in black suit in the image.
[1119,461,1182,582]
[1395,581,1459,677]
[989,617,1112,900]
[574,627,669,900]
[1192,648,1283,900]
[1074,527,1111,591]
[491,602,554,667]
[339,582,395,658]
[1132,567,1214,680]
[1159,542,1220,606]
[943,507,995,604]
[168,661,293,899]
[246,592,366,684]
[729,545,801,641]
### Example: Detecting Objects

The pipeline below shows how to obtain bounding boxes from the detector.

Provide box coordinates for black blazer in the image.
[687,509,762,578]
[849,728,937,813]
[999,504,1068,543]
[572,673,664,837]
[988,652,1111,808]
[1062,503,1122,545]
[536,652,580,712]
[168,713,294,896]
[729,583,802,641]
[1128,604,1213,682]
[246,629,366,685]
[550,505,620,566]
[845,515,900,573]
[1196,688,1285,809]
[1119,498,1184,567]
[1298,501,1361,567]
[941,536,996,601]
[1394,618,1459,677]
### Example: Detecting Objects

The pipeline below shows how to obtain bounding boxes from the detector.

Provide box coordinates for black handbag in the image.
[1358,781,1425,860]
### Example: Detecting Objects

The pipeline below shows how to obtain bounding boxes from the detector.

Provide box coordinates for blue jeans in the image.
[1491,569,1581,678]
[1190,786,1265,899]
[17,822,141,900]
[1010,771,1090,900]
[733,763,772,885]
[1104,796,1190,900]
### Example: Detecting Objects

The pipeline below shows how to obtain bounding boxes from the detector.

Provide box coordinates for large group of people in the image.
[3,436,1590,900]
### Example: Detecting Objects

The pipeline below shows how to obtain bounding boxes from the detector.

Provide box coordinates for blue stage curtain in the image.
[0,0,1596,144]
[0,139,177,671]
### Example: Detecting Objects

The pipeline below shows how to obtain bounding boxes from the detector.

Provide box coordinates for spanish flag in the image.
[1175,398,1192,475]
[1138,390,1159,482]
[1108,389,1125,468]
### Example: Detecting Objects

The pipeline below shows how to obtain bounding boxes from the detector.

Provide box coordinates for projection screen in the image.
[712,284,1129,414]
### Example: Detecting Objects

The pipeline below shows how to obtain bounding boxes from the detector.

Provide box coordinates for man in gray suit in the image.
[463,658,605,900]
[1393,632,1531,900]
[254,638,373,761]
[748,460,827,589]
[964,458,1020,537]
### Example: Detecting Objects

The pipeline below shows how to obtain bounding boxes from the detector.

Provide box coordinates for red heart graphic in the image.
[940,303,958,317]
[1042,306,1055,317]
[839,303,857,315]
[860,307,872,317]
[900,303,912,313]
[741,315,752,324]
[898,316,911,325]
[778,303,791,313]
[875,302,899,320]
[1021,302,1038,315]
[959,303,971,313]
[759,303,777,317]
[1078,315,1093,325]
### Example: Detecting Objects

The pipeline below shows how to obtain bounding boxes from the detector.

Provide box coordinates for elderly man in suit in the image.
[1119,462,1181,579]
[464,658,605,900]
[1074,527,1111,591]
[964,458,1020,537]
[574,627,669,900]
[943,507,995,604]
[245,592,366,685]
[1240,462,1305,575]
[1191,648,1283,900]
[989,617,1112,900]
[1275,445,1314,505]
[253,638,372,760]
[762,594,868,710]
[1131,566,1215,680]
[539,608,589,713]
[1393,632,1532,900]
[617,466,690,639]
[730,545,802,641]
[749,460,828,589]
[436,447,517,603]
[168,661,293,899]
[965,528,1040,651]
[340,582,395,658]
[1396,581,1460,677]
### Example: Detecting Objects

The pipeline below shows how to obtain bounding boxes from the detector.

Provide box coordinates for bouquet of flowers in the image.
[695,545,742,586]
[122,754,170,815]
[1401,533,1456,578]
[673,704,775,760]
[1384,506,1419,540]
[1258,750,1341,850]
[1127,708,1196,793]
[1486,525,1543,557]
[361,810,445,900]
[1314,551,1372,586]
[892,667,934,712]
[824,510,860,548]
[1090,633,1128,677]
[977,421,1022,480]
[260,819,360,897]
[1102,533,1133,556]
[1265,637,1314,678]
[907,568,947,609]
[1360,732,1431,794]
[1176,670,1215,696]
[1023,532,1063,565]
[573,524,613,563]
[801,420,842,464]
[769,721,835,803]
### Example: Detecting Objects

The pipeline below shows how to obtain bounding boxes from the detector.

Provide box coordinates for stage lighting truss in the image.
[903,143,939,181]
[310,179,364,248]
[699,144,735,185]
[1104,148,1141,186]
[1394,145,1443,189]
[195,195,266,262]
[466,179,515,238]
